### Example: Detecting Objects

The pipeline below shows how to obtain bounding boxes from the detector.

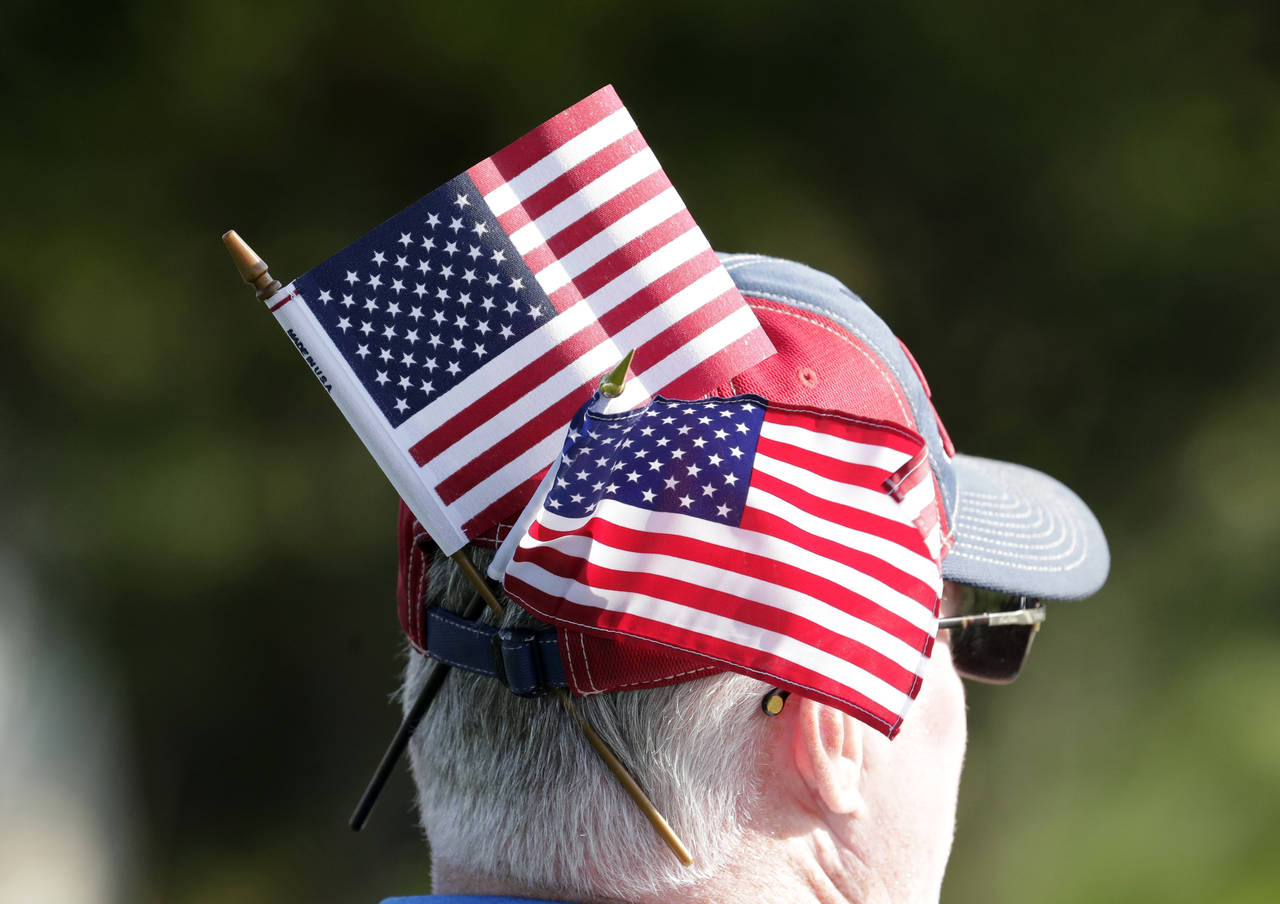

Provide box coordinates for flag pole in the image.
[222,237,690,861]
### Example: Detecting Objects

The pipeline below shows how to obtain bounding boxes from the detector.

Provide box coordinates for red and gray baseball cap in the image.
[396,253,1108,684]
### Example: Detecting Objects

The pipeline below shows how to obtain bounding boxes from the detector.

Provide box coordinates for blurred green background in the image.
[2,1,1278,902]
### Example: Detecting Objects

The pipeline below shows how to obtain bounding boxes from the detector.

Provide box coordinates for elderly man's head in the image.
[398,255,1107,903]
[404,550,968,903]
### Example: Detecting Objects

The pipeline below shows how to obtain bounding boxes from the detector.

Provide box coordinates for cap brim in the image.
[940,454,1110,601]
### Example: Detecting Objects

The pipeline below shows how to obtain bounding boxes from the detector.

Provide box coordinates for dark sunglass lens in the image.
[947,592,1040,684]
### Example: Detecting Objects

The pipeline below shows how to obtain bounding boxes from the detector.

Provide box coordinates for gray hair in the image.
[403,546,770,900]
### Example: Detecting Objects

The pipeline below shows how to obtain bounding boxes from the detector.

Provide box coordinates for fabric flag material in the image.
[497,392,944,737]
[263,86,774,553]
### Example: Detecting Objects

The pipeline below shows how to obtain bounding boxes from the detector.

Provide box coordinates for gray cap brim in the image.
[940,454,1110,600]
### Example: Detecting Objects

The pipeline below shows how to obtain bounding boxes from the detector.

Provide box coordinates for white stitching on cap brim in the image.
[950,459,1091,574]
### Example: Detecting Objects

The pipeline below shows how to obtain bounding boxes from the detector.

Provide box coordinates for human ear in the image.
[790,696,865,816]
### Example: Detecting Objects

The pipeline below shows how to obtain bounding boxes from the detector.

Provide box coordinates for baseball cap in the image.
[395,253,1109,694]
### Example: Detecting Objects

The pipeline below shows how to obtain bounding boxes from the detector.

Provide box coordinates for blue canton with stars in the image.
[544,395,768,526]
[292,174,555,428]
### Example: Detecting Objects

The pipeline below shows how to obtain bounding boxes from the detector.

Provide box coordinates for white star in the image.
[345,270,359,285]
[723,473,739,486]
[457,292,471,307]
[424,357,438,372]
[556,476,569,489]
[420,235,436,251]
[678,495,694,508]
[491,248,506,264]
[394,398,408,413]
[462,268,477,284]
[475,321,491,336]
[364,297,378,313]
[417,260,430,274]
[436,288,450,302]
[641,489,656,503]
[467,244,482,261]
[336,317,352,332]
[382,325,397,340]
[485,272,500,287]
[451,337,465,352]
[318,289,332,304]
[648,460,663,472]
[670,449,685,460]
[716,503,731,518]
[401,352,416,367]
[707,453,723,467]
[546,496,561,509]
[692,437,707,448]
[605,483,620,494]
[359,321,373,336]
[504,300,519,316]
[386,301,401,316]
[701,483,716,497]
[510,276,524,291]
[340,294,355,308]
[499,324,514,340]
[428,331,442,345]
[570,493,584,504]
[374,370,389,385]
[394,255,409,270]
[736,422,751,434]
[446,361,461,376]
[481,296,495,312]
[432,310,446,325]
[409,306,423,320]
[729,446,744,458]
[664,476,679,490]
[367,273,382,289]
[379,348,392,362]
[698,416,712,425]
[405,329,419,344]
[640,426,655,437]
[683,408,696,415]
[354,343,369,358]
[527,304,543,318]
[454,192,471,209]
[687,463,702,477]
[372,251,386,266]
[439,264,454,279]
[677,425,692,435]
[449,217,464,233]
[420,379,434,394]
[425,212,440,228]
[472,343,487,357]
[398,232,412,247]
[454,314,468,330]
[413,284,427,299]
[662,416,676,425]
[472,220,488,237]
[398,375,411,390]
[655,437,670,447]
[714,429,728,441]
[626,470,641,483]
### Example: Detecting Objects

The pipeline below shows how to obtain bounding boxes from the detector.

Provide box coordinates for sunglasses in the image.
[937,587,1045,684]
[761,587,1046,715]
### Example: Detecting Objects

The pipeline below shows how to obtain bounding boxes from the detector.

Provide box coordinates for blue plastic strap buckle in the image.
[423,606,566,697]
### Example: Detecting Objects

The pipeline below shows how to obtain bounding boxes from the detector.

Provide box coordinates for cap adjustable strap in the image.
[424,606,567,697]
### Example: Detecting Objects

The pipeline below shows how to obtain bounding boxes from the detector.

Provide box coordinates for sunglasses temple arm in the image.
[937,608,1047,630]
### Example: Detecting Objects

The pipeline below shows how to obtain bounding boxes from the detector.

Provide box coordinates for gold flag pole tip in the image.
[222,229,282,300]
[599,349,636,398]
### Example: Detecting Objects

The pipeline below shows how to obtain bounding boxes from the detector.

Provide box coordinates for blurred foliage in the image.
[2,1,1278,902]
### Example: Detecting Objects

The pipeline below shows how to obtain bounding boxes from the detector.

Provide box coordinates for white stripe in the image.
[482,108,639,216]
[508,149,662,255]
[508,553,914,715]
[753,452,911,524]
[532,187,687,296]
[760,419,913,473]
[747,480,941,589]
[530,503,936,632]
[513,526,928,672]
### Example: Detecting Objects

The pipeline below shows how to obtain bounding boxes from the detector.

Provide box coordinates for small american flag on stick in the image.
[265,86,773,552]
[497,392,944,737]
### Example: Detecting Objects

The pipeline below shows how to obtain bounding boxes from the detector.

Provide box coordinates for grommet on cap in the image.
[761,688,790,716]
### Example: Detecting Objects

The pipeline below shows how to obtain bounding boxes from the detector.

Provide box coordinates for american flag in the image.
[265,86,773,552]
[499,393,944,737]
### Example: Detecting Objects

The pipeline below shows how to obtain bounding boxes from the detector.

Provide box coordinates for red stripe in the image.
[763,404,924,456]
[461,472,546,538]
[740,498,936,604]
[269,290,297,312]
[490,131,649,235]
[754,435,894,494]
[750,467,932,557]
[505,573,908,735]
[434,380,598,504]
[480,86,624,185]
[517,514,932,655]
[467,158,504,197]
[513,169,673,266]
